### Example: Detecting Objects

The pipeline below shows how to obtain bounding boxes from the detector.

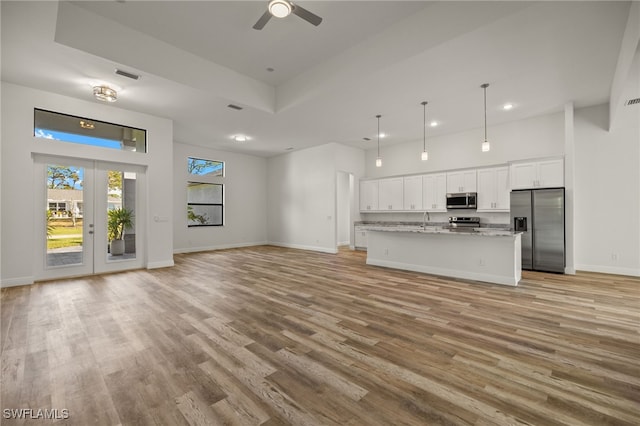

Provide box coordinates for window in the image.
[34,109,147,153]
[187,182,223,226]
[187,157,224,177]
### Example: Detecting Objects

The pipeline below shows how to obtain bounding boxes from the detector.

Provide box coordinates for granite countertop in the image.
[355,221,518,237]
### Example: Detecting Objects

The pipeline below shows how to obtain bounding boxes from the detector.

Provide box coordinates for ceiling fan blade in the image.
[253,10,272,30]
[292,4,322,26]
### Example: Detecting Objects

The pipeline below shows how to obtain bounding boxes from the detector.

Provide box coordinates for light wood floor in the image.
[2,246,639,425]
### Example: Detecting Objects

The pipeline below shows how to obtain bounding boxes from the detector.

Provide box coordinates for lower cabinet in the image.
[354,226,368,250]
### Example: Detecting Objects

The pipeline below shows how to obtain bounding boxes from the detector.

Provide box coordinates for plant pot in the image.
[110,239,125,256]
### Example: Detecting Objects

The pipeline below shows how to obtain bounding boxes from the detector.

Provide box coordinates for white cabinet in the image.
[477,166,510,212]
[403,175,423,211]
[446,170,477,193]
[354,225,367,250]
[360,180,379,211]
[510,158,563,189]
[423,173,447,211]
[378,177,403,211]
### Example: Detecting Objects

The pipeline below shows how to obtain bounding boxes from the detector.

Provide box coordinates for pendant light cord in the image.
[482,83,489,142]
[422,101,427,151]
[376,114,381,158]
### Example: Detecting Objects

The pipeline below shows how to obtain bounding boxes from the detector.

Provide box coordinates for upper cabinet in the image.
[423,173,447,212]
[403,175,423,211]
[446,170,477,193]
[477,166,510,212]
[510,158,564,190]
[360,180,379,211]
[378,177,404,211]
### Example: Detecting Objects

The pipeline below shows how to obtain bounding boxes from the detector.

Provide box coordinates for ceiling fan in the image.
[253,0,323,30]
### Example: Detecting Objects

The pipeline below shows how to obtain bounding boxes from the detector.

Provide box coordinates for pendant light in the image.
[421,101,428,161]
[375,114,382,167]
[481,83,490,152]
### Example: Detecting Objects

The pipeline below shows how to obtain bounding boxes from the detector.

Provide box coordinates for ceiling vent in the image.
[227,104,243,110]
[625,98,640,106]
[115,69,140,80]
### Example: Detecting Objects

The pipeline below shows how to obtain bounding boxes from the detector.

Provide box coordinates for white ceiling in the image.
[1,1,632,157]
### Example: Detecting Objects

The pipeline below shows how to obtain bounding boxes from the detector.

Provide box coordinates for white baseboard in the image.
[147,259,175,269]
[575,264,640,277]
[173,241,268,254]
[1,276,35,288]
[268,242,338,254]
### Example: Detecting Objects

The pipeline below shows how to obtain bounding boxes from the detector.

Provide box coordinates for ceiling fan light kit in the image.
[253,0,322,30]
[269,0,291,18]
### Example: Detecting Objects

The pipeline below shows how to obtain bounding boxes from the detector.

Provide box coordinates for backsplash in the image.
[360,211,510,226]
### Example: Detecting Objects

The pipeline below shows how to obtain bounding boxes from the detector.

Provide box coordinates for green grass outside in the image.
[49,225,83,236]
[47,225,83,250]
[48,237,82,250]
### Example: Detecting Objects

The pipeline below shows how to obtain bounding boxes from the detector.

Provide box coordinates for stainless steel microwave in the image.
[446,192,477,209]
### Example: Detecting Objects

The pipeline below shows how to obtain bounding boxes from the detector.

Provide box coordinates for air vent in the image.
[626,98,640,106]
[227,104,243,110]
[115,69,140,80]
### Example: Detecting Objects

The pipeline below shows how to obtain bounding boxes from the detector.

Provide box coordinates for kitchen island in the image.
[365,225,522,286]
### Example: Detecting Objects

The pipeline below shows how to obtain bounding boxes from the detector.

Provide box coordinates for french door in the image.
[35,156,146,280]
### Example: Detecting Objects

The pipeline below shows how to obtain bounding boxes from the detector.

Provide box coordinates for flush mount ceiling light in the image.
[269,0,292,18]
[93,85,117,102]
[421,101,429,161]
[233,135,247,143]
[503,103,514,111]
[481,83,490,152]
[430,121,439,127]
[376,114,382,168]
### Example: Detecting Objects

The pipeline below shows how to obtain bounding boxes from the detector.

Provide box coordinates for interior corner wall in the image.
[0,82,174,287]
[172,142,268,253]
[267,143,365,253]
[574,102,640,276]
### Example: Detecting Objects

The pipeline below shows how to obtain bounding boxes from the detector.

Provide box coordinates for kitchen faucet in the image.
[422,210,430,228]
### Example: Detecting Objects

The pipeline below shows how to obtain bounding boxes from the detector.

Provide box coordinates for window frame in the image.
[187,181,224,227]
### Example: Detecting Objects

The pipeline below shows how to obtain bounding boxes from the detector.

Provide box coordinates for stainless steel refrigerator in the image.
[510,188,565,273]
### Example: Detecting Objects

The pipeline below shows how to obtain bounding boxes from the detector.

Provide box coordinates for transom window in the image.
[34,108,147,153]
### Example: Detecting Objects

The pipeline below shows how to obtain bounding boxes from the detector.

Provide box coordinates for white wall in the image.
[267,143,365,253]
[1,82,174,287]
[364,111,565,178]
[172,142,268,253]
[575,102,640,276]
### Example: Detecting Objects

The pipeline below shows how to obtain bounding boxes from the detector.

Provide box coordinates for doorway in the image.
[336,171,354,249]
[34,156,146,280]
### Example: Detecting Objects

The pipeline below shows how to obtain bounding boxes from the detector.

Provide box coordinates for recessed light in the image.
[363,137,371,141]
[503,103,514,111]
[285,147,294,151]
[379,133,387,138]
[430,121,439,127]
[234,135,247,143]
[227,104,243,110]
[266,67,275,72]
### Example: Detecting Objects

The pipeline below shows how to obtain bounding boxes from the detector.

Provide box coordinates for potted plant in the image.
[108,207,134,256]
